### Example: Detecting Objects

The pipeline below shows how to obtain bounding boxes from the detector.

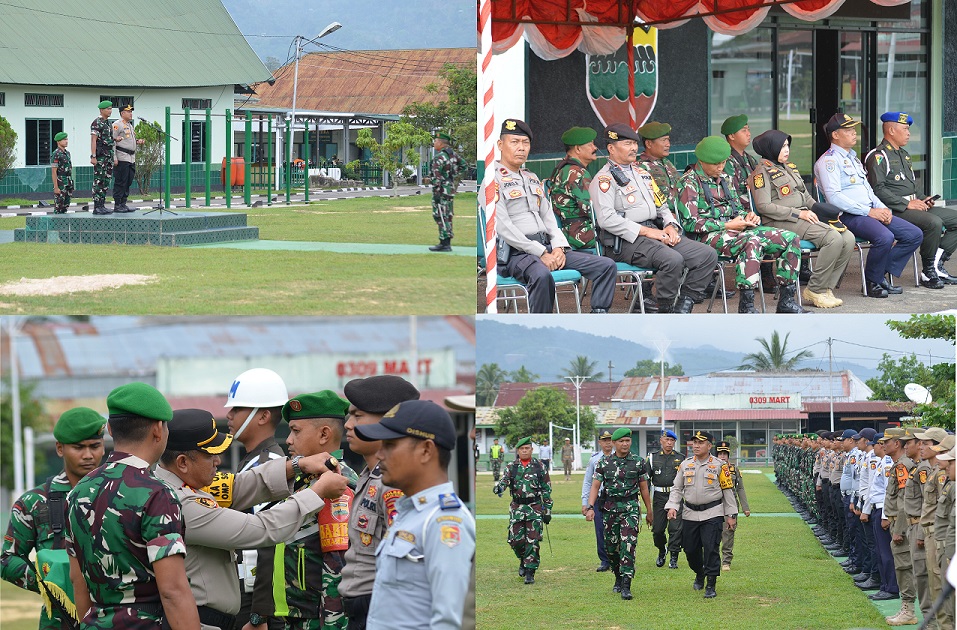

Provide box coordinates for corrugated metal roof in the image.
[614,376,688,401]
[251,48,474,115]
[0,0,270,87]
[493,381,620,407]
[7,316,474,378]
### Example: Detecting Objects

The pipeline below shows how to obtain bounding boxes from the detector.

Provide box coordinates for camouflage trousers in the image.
[491,459,502,481]
[92,156,114,205]
[603,505,640,578]
[280,618,321,630]
[701,226,800,288]
[432,193,454,240]
[321,554,346,630]
[507,509,543,570]
[54,179,73,213]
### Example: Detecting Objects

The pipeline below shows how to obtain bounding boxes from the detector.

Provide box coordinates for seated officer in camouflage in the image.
[493,436,552,585]
[678,135,806,314]
[586,428,653,601]
[636,121,681,211]
[2,407,106,629]
[590,123,718,313]
[481,118,617,312]
[340,375,420,630]
[721,115,758,214]
[155,408,349,630]
[546,126,599,249]
[865,111,957,287]
[66,382,200,629]
[749,129,855,309]
[665,430,738,599]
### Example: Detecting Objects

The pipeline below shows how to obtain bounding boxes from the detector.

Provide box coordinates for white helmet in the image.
[225,368,288,408]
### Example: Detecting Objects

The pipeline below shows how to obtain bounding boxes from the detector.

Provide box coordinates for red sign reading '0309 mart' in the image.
[336,358,434,378]
[749,396,792,404]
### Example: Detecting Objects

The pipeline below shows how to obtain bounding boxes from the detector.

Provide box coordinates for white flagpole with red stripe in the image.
[479,0,498,313]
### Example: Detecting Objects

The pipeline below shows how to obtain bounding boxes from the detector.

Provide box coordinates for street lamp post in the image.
[565,376,586,471]
[288,22,342,188]
[653,340,670,446]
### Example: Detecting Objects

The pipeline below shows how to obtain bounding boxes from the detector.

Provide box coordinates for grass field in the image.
[0,580,43,630]
[0,193,477,314]
[476,469,893,629]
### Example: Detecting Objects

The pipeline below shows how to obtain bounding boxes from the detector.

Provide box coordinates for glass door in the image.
[777,30,814,173]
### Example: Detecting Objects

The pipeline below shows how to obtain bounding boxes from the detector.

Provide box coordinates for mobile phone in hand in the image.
[925,194,941,204]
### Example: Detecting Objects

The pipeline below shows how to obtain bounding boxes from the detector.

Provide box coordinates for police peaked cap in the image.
[167,408,232,454]
[716,441,731,452]
[823,113,860,136]
[691,430,714,442]
[501,118,532,141]
[598,430,614,440]
[343,375,420,414]
[54,407,106,444]
[603,123,640,144]
[353,399,456,450]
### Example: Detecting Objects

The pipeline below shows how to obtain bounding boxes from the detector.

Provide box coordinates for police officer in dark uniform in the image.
[643,430,684,569]
[865,111,957,287]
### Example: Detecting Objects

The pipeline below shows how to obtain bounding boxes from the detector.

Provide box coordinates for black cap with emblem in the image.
[500,118,532,141]
[353,399,456,449]
[603,123,640,144]
[167,408,232,454]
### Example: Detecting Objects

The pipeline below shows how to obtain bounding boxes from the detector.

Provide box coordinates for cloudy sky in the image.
[476,314,955,371]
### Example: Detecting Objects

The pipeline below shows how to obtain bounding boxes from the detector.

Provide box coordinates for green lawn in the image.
[0,580,43,630]
[0,193,477,314]
[476,469,891,629]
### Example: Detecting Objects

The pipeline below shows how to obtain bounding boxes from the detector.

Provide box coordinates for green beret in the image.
[695,136,732,164]
[282,390,349,422]
[721,114,748,136]
[561,126,597,146]
[54,407,106,444]
[434,131,451,142]
[515,436,532,448]
[107,382,173,422]
[97,100,113,109]
[612,428,632,441]
[637,121,671,140]
[53,132,68,142]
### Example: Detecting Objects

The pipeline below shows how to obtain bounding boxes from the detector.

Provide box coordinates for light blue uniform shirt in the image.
[581,451,606,507]
[840,446,860,492]
[813,144,884,215]
[366,481,475,630]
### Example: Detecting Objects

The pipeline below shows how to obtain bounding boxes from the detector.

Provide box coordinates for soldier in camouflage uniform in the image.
[428,132,467,252]
[90,100,115,215]
[493,436,552,585]
[546,126,598,249]
[263,392,358,630]
[586,428,652,601]
[677,135,806,314]
[636,121,681,213]
[2,408,105,629]
[66,382,200,629]
[50,132,73,214]
[721,115,758,213]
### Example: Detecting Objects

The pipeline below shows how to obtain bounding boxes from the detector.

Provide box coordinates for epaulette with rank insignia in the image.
[438,493,461,510]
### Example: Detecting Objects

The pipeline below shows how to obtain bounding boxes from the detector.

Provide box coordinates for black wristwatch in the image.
[586,504,594,511]
[249,612,265,626]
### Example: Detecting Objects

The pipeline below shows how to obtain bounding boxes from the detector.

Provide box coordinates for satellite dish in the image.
[904,383,932,405]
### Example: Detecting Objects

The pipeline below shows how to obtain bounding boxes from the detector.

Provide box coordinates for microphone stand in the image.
[139,118,179,216]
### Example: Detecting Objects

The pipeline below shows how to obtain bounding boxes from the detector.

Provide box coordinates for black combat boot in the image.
[669,551,679,569]
[673,293,695,314]
[737,288,757,314]
[429,238,452,252]
[693,573,705,590]
[920,258,945,289]
[704,575,717,598]
[620,577,633,600]
[699,271,735,303]
[613,569,623,593]
[776,283,809,313]
[935,249,957,283]
[524,569,535,585]
[656,549,666,568]
[657,297,675,313]
[518,561,525,577]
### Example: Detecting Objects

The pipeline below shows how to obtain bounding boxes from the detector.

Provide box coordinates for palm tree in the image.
[509,366,540,383]
[477,363,508,406]
[738,331,814,372]
[560,355,603,382]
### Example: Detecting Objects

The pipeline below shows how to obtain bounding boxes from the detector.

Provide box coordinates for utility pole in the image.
[607,360,614,383]
[564,376,586,471]
[827,337,835,433]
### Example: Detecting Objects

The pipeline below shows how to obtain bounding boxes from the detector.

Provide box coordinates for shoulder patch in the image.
[396,530,416,543]
[440,524,461,548]
[753,173,765,189]
[194,497,219,509]
[439,493,462,510]
[598,176,611,193]
[918,470,927,484]
[825,160,836,173]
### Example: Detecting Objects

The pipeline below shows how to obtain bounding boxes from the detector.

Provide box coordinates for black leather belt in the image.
[198,605,235,629]
[609,493,639,503]
[512,497,541,505]
[116,146,135,155]
[685,499,722,512]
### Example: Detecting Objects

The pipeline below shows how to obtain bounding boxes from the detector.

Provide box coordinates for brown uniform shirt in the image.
[665,455,737,522]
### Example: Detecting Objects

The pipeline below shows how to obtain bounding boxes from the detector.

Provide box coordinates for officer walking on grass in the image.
[582,430,614,572]
[643,430,684,569]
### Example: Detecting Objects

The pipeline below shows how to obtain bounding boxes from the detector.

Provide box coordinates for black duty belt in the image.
[608,493,639,503]
[684,499,722,512]
[524,232,550,246]
[116,146,135,155]
[638,219,658,228]
[512,496,541,505]
[198,605,235,629]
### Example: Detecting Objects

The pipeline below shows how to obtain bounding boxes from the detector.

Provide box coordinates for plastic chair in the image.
[588,204,655,313]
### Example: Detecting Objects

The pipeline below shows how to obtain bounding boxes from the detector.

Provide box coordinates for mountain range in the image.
[476,320,879,381]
